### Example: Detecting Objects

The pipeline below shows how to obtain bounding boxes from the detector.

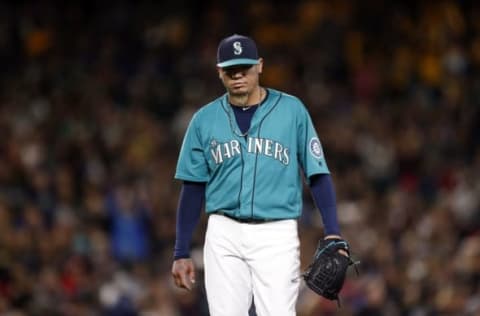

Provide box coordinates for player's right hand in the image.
[172,258,196,291]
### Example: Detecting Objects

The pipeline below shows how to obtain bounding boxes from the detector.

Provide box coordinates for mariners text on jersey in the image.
[210,137,290,165]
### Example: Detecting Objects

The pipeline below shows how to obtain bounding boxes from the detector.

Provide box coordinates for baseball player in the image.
[172,34,347,316]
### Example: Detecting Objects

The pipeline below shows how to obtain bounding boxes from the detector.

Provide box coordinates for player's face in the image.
[218,59,263,96]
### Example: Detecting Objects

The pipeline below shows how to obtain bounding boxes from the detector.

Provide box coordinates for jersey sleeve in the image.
[175,114,210,182]
[297,104,330,178]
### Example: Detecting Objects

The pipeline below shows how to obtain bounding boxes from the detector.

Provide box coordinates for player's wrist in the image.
[173,254,191,261]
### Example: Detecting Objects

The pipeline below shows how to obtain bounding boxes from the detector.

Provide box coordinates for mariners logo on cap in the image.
[309,137,323,159]
[233,41,243,55]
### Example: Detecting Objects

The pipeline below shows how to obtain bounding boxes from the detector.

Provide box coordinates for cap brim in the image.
[217,58,259,68]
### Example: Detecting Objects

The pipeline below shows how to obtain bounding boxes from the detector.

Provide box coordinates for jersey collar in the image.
[221,88,281,119]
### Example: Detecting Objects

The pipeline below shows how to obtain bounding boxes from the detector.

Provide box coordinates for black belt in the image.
[214,211,277,224]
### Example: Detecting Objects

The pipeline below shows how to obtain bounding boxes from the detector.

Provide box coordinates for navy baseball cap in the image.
[216,34,260,68]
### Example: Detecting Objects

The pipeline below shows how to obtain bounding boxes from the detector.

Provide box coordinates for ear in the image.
[257,58,264,74]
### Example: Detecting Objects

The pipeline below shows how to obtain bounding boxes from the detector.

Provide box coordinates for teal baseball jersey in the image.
[175,88,329,220]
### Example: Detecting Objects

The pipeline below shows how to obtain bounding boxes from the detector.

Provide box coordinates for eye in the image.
[223,65,254,76]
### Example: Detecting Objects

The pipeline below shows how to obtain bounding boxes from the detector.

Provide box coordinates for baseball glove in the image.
[303,238,357,302]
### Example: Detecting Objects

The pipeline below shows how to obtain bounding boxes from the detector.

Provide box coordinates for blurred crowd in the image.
[0,0,479,315]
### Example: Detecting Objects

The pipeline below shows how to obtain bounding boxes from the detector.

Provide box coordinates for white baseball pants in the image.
[204,214,301,316]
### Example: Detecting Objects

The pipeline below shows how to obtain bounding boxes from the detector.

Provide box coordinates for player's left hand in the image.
[172,258,196,291]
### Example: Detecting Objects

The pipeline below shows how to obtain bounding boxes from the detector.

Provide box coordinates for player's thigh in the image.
[204,215,253,316]
[248,222,301,316]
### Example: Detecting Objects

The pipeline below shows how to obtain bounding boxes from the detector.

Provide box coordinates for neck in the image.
[229,86,264,107]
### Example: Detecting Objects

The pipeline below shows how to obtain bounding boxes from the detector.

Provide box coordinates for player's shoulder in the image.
[201,95,225,111]
[189,95,225,122]
[268,88,308,112]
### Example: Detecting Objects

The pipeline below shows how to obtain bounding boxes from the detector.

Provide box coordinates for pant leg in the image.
[204,214,253,316]
[246,220,301,316]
